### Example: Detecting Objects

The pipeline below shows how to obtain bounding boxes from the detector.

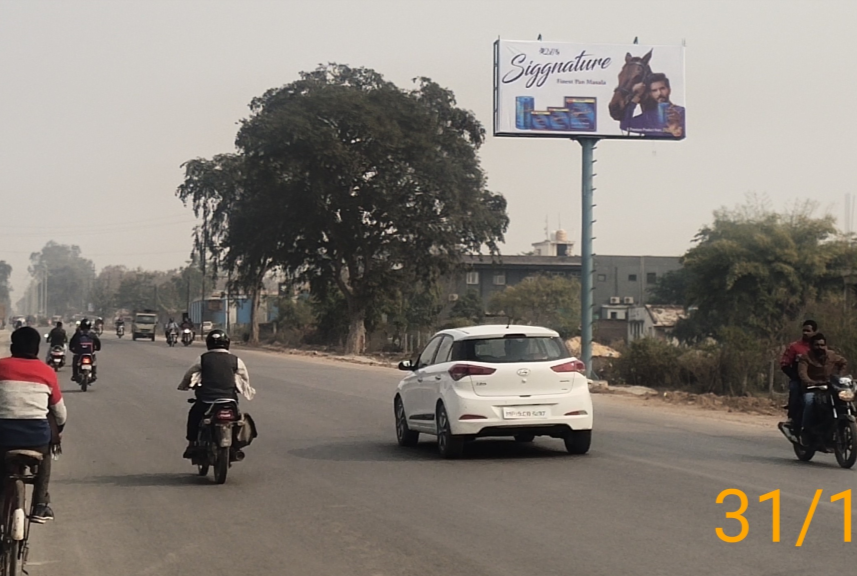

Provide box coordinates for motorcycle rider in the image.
[69,319,102,383]
[798,332,848,446]
[0,327,67,523]
[779,320,817,440]
[94,317,104,332]
[46,321,68,363]
[165,318,180,342]
[180,316,195,339]
[177,329,254,458]
[115,317,125,331]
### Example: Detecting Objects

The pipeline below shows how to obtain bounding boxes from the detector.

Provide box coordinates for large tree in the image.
[677,198,854,342]
[28,242,96,316]
[228,64,508,353]
[178,154,274,343]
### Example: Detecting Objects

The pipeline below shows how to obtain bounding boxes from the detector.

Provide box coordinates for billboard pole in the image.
[579,137,598,379]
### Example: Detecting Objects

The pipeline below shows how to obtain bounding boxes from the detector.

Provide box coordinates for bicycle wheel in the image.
[1,480,25,576]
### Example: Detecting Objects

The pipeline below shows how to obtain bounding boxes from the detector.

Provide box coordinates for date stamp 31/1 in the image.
[716,489,851,545]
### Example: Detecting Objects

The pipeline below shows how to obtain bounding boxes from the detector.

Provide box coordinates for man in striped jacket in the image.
[0,327,67,523]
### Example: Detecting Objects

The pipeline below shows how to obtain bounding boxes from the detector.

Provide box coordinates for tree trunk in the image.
[344,312,366,356]
[249,286,261,345]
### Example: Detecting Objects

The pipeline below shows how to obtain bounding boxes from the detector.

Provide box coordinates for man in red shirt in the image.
[778,320,817,440]
[0,327,67,523]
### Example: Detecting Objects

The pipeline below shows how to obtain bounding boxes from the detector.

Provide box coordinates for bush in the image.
[613,338,682,389]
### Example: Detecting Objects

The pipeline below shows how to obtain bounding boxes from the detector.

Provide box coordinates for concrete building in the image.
[444,229,684,342]
[594,255,683,320]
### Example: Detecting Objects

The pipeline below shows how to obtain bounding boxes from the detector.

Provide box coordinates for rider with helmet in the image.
[177,329,254,458]
[69,319,102,383]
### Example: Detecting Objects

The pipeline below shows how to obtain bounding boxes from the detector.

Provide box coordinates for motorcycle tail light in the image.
[215,409,236,421]
[839,390,855,402]
[82,357,92,364]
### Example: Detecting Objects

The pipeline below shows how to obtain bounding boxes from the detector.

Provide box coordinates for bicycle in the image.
[0,449,42,576]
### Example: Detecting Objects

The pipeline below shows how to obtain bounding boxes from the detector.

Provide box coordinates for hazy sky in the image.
[2,0,855,304]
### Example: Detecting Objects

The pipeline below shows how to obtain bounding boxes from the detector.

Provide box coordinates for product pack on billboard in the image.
[494,39,686,140]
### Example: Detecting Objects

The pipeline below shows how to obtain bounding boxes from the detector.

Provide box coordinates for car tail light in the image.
[215,409,236,421]
[565,410,589,416]
[551,360,586,373]
[459,414,488,420]
[449,364,496,381]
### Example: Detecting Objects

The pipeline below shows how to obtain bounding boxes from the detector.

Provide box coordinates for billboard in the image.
[493,39,686,140]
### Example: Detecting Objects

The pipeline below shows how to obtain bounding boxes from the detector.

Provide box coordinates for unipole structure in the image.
[578,138,598,379]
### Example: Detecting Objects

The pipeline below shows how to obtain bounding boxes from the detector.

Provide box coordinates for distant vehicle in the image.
[202,321,213,335]
[132,311,158,342]
[393,324,593,459]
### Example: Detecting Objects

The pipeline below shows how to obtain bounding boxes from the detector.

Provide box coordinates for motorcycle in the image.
[187,399,248,484]
[167,330,178,347]
[779,375,857,468]
[76,353,95,392]
[116,324,125,338]
[46,345,65,372]
[94,324,104,336]
[181,328,193,347]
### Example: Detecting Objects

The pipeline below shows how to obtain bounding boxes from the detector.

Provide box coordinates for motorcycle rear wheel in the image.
[214,448,229,484]
[835,421,857,469]
[80,377,88,392]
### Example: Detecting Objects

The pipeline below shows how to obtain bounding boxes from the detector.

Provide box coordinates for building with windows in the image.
[443,229,683,343]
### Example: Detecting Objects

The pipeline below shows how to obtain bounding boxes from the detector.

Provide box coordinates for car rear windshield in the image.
[451,336,570,363]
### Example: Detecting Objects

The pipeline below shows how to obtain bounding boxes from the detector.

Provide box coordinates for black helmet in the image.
[80,319,91,330]
[205,329,230,350]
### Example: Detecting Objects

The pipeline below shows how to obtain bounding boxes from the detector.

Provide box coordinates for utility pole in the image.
[579,137,599,379]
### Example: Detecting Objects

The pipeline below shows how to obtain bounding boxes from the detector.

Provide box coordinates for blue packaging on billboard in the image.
[547,107,572,131]
[515,97,534,129]
[564,97,597,131]
[530,111,551,130]
[657,102,669,126]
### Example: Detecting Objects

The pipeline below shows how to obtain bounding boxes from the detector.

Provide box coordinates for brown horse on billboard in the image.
[608,49,653,121]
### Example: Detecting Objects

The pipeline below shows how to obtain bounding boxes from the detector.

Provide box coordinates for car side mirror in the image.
[398,360,415,371]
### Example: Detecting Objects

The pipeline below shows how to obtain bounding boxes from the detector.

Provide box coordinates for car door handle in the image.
[434,376,442,381]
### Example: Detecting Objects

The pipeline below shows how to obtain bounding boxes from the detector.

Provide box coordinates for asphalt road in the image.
[5,330,856,575]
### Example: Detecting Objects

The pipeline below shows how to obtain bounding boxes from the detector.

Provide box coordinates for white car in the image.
[393,324,593,459]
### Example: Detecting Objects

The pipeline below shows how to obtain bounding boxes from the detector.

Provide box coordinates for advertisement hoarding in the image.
[493,39,686,140]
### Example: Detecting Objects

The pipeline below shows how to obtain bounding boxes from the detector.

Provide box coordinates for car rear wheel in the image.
[564,430,591,455]
[394,397,419,447]
[436,403,464,459]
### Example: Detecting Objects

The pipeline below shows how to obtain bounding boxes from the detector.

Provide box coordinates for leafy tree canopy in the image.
[180,63,509,353]
[488,275,581,338]
[676,197,855,342]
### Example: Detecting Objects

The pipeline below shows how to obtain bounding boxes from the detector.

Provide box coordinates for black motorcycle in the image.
[779,375,857,468]
[116,324,125,338]
[75,353,95,392]
[187,399,248,484]
[166,330,178,347]
[181,328,193,347]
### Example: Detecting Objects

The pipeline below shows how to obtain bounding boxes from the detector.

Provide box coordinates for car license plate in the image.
[502,407,549,419]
